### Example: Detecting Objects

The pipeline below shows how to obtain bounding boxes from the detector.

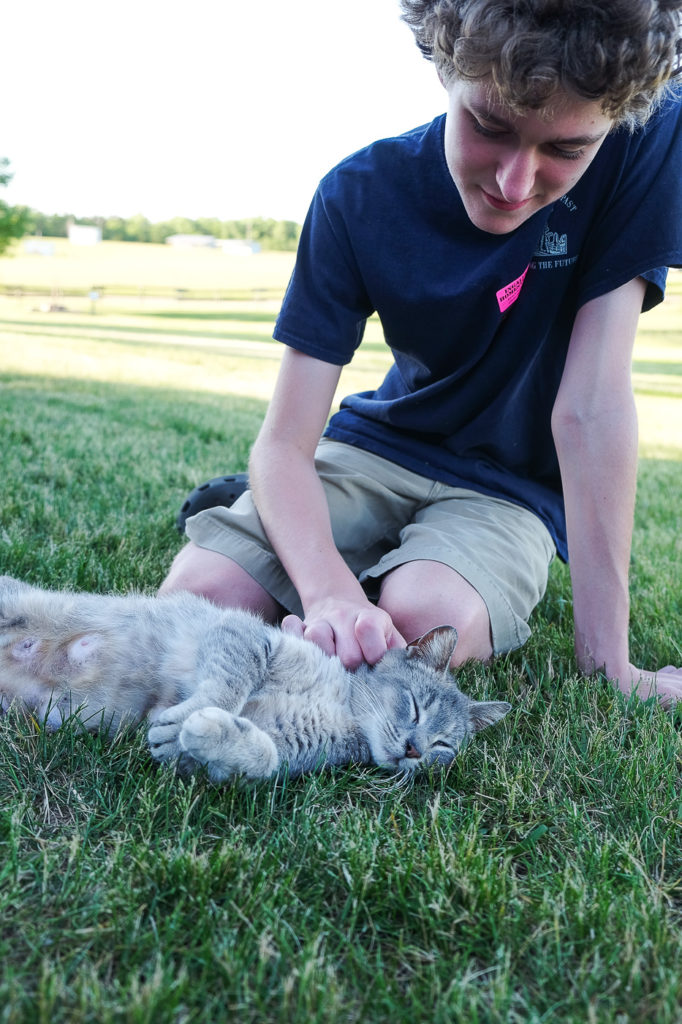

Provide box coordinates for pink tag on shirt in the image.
[496,265,529,313]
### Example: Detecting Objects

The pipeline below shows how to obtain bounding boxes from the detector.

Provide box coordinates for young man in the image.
[161,0,682,705]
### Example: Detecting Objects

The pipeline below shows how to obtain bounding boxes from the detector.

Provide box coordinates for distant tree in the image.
[223,219,247,240]
[124,213,152,243]
[248,217,276,244]
[26,210,71,237]
[103,215,128,241]
[0,158,30,255]
[268,219,301,251]
[167,216,197,237]
[195,217,226,239]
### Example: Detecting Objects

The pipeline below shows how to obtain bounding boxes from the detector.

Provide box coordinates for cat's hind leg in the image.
[178,708,280,782]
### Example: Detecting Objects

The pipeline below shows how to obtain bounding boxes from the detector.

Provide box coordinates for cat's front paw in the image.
[148,718,183,764]
[148,727,179,762]
[148,697,204,765]
[179,707,279,782]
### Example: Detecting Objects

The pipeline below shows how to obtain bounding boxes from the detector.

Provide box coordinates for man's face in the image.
[443,78,613,234]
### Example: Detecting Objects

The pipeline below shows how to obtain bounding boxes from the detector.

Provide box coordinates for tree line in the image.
[25,211,302,251]
[1,159,302,254]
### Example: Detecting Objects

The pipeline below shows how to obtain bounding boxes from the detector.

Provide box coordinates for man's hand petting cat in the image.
[281,600,405,669]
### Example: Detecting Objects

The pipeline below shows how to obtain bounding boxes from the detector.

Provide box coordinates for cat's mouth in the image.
[390,748,424,772]
[374,740,424,772]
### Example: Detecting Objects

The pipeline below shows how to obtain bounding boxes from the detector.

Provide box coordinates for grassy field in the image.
[0,244,681,1022]
[0,237,297,301]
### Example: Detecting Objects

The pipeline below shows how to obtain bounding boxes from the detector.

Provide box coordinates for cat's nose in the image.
[405,742,421,759]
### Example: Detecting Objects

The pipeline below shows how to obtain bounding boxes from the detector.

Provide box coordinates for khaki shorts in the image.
[185,439,555,655]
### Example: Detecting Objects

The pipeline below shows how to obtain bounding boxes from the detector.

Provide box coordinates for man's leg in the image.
[361,482,555,664]
[378,560,494,666]
[159,541,282,621]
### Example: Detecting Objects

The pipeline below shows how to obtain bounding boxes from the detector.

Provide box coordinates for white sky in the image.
[1,0,446,224]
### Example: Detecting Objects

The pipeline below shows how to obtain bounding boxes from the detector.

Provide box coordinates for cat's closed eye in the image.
[409,692,420,724]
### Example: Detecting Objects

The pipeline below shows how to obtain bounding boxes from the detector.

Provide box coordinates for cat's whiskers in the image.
[351,679,391,719]
[365,767,415,795]
[350,681,396,734]
[391,768,415,790]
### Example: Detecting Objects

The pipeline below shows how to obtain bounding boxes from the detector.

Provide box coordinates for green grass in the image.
[0,274,681,1023]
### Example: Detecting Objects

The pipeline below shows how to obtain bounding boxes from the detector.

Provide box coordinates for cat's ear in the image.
[406,625,458,673]
[468,699,511,733]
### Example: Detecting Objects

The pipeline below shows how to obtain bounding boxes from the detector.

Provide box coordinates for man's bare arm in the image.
[552,277,682,705]
[248,346,404,667]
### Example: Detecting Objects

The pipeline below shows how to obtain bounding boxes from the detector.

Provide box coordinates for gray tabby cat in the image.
[0,574,510,781]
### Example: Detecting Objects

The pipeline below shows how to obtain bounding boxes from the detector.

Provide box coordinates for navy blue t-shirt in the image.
[274,95,682,560]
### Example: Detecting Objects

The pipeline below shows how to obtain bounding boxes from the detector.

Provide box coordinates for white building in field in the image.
[24,239,55,256]
[221,239,261,255]
[67,224,102,246]
[165,234,216,248]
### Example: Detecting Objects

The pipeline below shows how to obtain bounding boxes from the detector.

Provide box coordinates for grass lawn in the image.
[0,237,297,301]
[0,253,681,1022]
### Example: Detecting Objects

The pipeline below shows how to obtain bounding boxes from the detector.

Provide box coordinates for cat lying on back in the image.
[0,574,510,781]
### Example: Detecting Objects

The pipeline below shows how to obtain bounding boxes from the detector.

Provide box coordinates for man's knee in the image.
[387,601,493,666]
[159,542,281,621]
[377,562,494,665]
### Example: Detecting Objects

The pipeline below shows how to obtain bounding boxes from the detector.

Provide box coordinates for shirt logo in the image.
[535,226,568,257]
[496,265,529,313]
[531,223,578,271]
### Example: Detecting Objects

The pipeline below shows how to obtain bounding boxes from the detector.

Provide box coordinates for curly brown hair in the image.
[400,0,682,125]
